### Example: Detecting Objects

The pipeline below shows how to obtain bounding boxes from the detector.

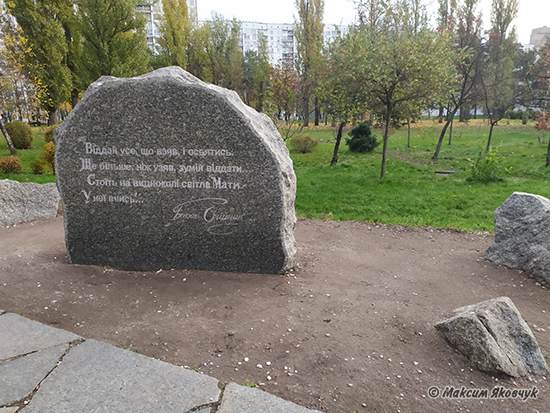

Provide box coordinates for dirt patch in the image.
[0,217,548,412]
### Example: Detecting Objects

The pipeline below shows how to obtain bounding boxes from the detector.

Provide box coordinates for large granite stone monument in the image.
[55,67,296,274]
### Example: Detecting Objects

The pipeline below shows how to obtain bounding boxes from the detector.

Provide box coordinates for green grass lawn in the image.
[0,126,56,184]
[290,119,550,232]
[2,119,549,232]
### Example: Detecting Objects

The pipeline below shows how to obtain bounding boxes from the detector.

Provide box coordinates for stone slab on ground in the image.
[55,66,296,274]
[0,180,59,226]
[435,297,549,377]
[218,382,321,413]
[20,339,221,413]
[0,313,80,360]
[0,344,68,406]
[485,191,550,286]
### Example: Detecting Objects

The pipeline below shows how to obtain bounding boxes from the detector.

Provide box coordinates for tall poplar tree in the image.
[432,0,485,159]
[482,0,518,150]
[204,13,243,91]
[294,0,324,127]
[156,0,191,68]
[78,0,150,87]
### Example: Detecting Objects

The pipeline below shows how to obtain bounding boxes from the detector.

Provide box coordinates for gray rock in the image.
[218,382,321,413]
[0,180,60,226]
[485,191,550,286]
[435,297,548,377]
[0,343,68,405]
[20,339,220,413]
[55,66,296,274]
[0,313,80,361]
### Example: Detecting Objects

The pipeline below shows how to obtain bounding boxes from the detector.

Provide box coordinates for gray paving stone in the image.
[0,343,68,406]
[0,407,19,413]
[218,382,321,413]
[0,314,80,360]
[21,339,220,413]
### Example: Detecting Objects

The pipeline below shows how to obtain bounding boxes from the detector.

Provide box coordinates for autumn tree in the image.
[78,0,150,87]
[532,43,550,165]
[318,29,368,165]
[294,0,324,127]
[242,35,271,111]
[185,24,214,81]
[156,0,192,68]
[432,0,485,159]
[269,58,300,140]
[531,42,550,110]
[351,0,455,177]
[481,0,518,150]
[202,13,243,91]
[7,0,74,125]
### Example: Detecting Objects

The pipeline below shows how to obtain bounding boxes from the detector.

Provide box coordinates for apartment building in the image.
[530,26,550,48]
[138,0,198,50]
[139,0,348,65]
[240,22,348,65]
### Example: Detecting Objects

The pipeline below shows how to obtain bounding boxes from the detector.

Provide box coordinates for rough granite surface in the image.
[435,297,548,377]
[0,180,59,226]
[485,191,550,286]
[55,66,296,273]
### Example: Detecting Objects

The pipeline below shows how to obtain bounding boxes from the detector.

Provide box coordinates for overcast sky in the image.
[197,0,548,46]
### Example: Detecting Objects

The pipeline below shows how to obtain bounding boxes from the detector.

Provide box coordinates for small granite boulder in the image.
[485,191,550,286]
[435,297,548,377]
[0,179,60,226]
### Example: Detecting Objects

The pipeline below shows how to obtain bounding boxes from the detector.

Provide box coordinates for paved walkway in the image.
[0,311,320,413]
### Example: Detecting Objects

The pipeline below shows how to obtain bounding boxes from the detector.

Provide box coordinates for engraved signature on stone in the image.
[172,198,244,235]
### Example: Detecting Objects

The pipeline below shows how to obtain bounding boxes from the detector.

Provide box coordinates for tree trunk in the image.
[432,106,459,159]
[486,122,496,152]
[381,104,392,179]
[48,109,58,126]
[71,89,80,110]
[407,119,411,148]
[473,104,477,119]
[330,122,346,166]
[314,96,320,126]
[438,105,443,123]
[448,117,453,145]
[302,91,309,127]
[0,115,17,155]
[546,136,550,167]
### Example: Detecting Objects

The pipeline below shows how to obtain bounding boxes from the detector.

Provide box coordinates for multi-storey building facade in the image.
[241,22,295,65]
[139,0,348,65]
[530,26,550,48]
[240,22,348,65]
[138,0,198,50]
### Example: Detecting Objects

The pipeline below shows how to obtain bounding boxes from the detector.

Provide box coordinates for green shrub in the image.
[5,121,33,149]
[43,141,55,173]
[290,134,318,153]
[346,121,379,153]
[0,155,23,173]
[44,125,58,143]
[467,146,510,183]
[30,157,50,174]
